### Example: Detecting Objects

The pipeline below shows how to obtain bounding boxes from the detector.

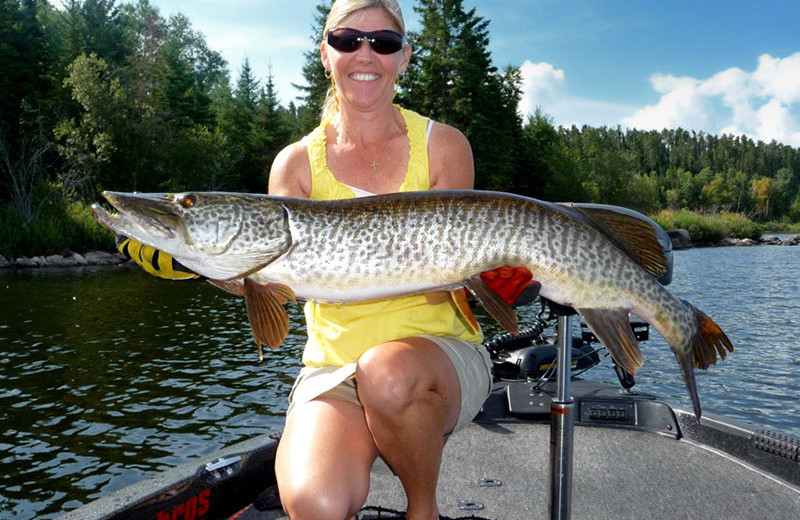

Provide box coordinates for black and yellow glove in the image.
[116,235,201,280]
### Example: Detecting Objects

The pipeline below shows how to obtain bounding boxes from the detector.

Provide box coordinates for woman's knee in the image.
[275,399,374,520]
[276,442,369,520]
[278,483,363,520]
[356,339,449,411]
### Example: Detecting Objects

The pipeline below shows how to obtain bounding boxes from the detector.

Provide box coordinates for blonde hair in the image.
[320,0,407,121]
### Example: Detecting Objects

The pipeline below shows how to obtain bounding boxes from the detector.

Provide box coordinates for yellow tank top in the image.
[301,106,483,368]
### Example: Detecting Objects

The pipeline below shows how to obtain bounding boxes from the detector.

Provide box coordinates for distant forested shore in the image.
[3,0,800,259]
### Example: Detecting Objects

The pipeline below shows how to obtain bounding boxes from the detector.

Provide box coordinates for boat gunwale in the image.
[55,380,800,520]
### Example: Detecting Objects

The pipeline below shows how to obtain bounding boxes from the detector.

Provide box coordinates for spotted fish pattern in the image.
[93,189,733,418]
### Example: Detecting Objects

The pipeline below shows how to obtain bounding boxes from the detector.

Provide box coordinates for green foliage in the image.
[761,218,800,234]
[517,109,582,200]
[0,0,50,134]
[217,60,295,192]
[2,0,799,259]
[652,209,762,244]
[402,0,521,191]
[0,186,114,258]
[559,125,800,222]
[294,0,332,134]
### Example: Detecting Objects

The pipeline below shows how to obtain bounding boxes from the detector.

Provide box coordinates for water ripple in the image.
[2,248,799,518]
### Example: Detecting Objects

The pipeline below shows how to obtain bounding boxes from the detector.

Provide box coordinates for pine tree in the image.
[294,0,332,133]
[61,0,130,67]
[520,109,583,201]
[402,0,522,190]
[254,68,294,191]
[223,58,261,191]
[1,0,52,138]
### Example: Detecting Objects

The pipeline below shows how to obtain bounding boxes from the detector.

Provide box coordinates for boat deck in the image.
[361,420,800,519]
[240,381,800,520]
[58,380,800,520]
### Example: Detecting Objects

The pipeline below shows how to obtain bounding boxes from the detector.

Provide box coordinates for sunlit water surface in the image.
[1,243,798,519]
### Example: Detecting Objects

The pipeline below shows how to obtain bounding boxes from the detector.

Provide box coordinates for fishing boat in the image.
[58,210,800,520]
[55,306,800,520]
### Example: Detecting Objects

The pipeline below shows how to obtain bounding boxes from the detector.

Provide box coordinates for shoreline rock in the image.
[667,229,693,250]
[1,251,125,270]
[668,231,800,249]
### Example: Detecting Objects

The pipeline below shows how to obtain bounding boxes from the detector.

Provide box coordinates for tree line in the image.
[2,0,800,257]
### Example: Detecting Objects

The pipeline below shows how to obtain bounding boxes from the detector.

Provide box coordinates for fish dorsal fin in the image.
[463,275,519,335]
[578,308,643,374]
[450,289,481,335]
[244,279,297,360]
[564,204,668,280]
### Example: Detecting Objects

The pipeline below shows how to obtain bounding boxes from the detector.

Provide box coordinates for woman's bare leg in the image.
[275,397,379,520]
[356,337,462,520]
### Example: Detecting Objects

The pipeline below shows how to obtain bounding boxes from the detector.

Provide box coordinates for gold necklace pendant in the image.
[339,123,394,171]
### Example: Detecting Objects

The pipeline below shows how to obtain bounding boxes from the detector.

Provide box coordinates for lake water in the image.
[1,243,799,519]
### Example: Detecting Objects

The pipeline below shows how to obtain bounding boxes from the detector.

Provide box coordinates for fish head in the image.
[92,191,292,280]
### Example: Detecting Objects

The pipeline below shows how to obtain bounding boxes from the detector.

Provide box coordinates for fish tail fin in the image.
[685,301,734,370]
[675,348,702,419]
[676,302,735,420]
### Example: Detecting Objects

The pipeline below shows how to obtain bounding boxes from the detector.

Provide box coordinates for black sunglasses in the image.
[327,28,406,55]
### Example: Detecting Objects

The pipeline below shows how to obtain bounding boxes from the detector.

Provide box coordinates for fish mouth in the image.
[92,191,182,240]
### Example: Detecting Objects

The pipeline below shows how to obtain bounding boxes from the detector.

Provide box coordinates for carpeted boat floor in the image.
[246,421,800,519]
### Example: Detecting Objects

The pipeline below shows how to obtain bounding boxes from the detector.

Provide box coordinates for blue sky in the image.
[120,0,800,146]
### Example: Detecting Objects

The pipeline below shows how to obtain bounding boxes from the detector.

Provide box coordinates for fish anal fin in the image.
[565,204,668,280]
[463,275,519,335]
[244,279,293,359]
[450,289,480,335]
[208,279,245,297]
[578,308,644,374]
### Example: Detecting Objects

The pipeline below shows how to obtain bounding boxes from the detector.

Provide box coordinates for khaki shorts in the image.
[286,335,493,433]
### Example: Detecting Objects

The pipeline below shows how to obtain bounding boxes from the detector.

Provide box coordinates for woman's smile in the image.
[349,72,381,82]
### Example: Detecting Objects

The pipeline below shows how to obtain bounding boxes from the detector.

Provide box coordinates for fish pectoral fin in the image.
[578,308,644,374]
[450,289,480,334]
[268,282,297,304]
[463,275,519,335]
[207,279,245,297]
[244,279,295,359]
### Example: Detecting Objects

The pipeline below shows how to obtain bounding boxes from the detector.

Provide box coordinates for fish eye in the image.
[179,194,196,208]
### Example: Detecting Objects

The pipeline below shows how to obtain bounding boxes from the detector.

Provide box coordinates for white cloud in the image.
[756,99,800,146]
[518,61,566,116]
[518,61,639,128]
[620,52,800,146]
[622,74,713,131]
[519,52,800,146]
[753,53,800,105]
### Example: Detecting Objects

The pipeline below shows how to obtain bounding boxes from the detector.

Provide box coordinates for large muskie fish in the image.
[92,190,733,418]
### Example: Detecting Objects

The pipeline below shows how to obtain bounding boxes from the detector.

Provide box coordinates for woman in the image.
[268,1,494,519]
